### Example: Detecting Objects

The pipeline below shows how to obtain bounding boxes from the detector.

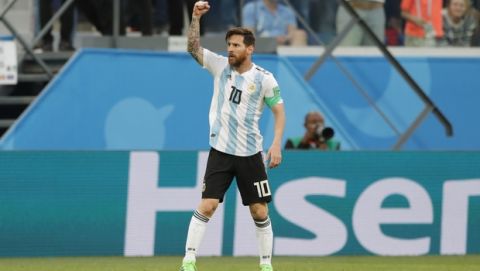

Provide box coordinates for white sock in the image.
[255,216,273,266]
[183,210,209,262]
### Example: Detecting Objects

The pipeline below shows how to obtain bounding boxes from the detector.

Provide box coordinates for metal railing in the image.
[282,0,453,150]
[1,0,55,78]
[0,0,122,78]
[2,0,453,150]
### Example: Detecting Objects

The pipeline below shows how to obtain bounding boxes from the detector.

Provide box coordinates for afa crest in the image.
[248,83,256,93]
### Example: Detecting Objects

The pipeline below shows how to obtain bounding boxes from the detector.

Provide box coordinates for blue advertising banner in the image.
[0,151,479,257]
[2,49,479,151]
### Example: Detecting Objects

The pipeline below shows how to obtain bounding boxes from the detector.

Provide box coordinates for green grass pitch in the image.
[0,255,479,271]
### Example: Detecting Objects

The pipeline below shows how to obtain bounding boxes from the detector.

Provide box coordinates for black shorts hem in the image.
[241,197,272,206]
[202,193,225,203]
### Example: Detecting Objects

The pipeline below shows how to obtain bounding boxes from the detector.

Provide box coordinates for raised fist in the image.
[193,1,210,17]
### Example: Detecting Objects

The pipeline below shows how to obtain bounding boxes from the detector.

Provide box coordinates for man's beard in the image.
[228,54,247,67]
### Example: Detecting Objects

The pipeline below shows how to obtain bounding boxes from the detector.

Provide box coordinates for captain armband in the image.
[265,86,283,108]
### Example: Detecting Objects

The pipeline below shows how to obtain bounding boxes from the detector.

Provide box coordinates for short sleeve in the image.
[263,75,283,108]
[203,48,228,77]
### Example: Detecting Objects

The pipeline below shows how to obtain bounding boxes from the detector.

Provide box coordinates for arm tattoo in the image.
[187,16,202,64]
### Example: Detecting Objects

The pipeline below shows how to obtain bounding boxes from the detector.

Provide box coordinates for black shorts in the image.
[202,148,272,206]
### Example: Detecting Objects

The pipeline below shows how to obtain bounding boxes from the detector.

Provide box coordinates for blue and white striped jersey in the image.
[203,49,283,157]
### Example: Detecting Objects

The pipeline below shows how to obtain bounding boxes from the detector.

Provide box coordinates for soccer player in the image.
[179,2,285,271]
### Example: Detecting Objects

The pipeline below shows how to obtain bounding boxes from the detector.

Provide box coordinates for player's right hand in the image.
[193,1,210,17]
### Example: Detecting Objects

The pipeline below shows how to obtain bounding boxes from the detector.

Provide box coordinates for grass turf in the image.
[0,255,478,271]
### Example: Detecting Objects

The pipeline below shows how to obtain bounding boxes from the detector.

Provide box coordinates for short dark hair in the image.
[225,27,255,47]
[304,111,324,125]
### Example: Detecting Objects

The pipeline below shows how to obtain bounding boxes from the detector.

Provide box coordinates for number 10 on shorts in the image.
[254,180,271,197]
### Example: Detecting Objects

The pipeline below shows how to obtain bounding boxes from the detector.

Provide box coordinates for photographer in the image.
[284,111,340,150]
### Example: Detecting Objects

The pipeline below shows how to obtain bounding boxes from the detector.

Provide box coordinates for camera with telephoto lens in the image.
[314,125,335,143]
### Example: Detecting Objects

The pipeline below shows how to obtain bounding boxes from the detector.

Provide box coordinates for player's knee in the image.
[198,199,219,217]
[249,203,268,220]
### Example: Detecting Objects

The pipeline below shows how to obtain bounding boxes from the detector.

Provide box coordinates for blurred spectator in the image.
[450,0,480,9]
[290,0,311,27]
[336,0,386,46]
[401,0,444,46]
[219,0,241,30]
[242,0,307,46]
[37,0,75,52]
[284,111,341,151]
[385,0,404,45]
[167,0,203,35]
[310,0,339,44]
[125,0,153,36]
[155,0,233,36]
[385,17,405,45]
[440,0,477,46]
[472,8,480,45]
[203,0,240,35]
[152,0,169,34]
[472,23,480,45]
[385,0,402,21]
[77,0,126,36]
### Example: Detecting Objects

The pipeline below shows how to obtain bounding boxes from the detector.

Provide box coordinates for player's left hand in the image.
[266,144,282,169]
[193,1,210,17]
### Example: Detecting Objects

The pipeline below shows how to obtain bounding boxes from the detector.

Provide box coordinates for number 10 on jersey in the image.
[254,180,271,197]
[229,86,242,104]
